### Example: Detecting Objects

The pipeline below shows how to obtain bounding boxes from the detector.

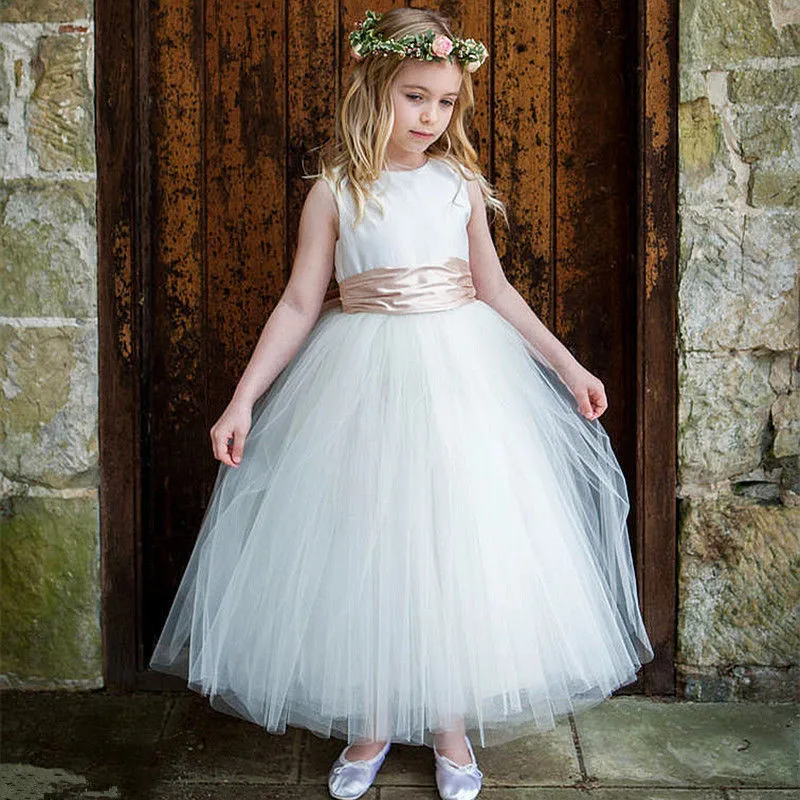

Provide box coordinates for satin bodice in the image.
[323,158,472,283]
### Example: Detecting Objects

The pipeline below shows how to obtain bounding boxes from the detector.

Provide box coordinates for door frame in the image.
[96,0,677,692]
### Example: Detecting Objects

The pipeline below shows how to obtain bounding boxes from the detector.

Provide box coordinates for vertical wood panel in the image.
[554,0,636,473]
[142,0,207,664]
[456,2,492,170]
[288,1,338,277]
[638,0,677,694]
[493,0,553,323]
[553,2,641,672]
[205,0,288,423]
[97,0,140,688]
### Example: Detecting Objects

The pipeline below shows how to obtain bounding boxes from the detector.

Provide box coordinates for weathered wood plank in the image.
[96,0,139,689]
[638,0,678,694]
[493,0,553,323]
[142,0,208,665]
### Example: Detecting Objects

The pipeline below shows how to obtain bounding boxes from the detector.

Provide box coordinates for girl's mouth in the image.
[411,130,434,138]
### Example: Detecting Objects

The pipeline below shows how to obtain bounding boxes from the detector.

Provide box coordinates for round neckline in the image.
[382,157,433,175]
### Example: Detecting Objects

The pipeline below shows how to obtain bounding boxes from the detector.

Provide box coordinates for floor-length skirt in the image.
[149,297,654,748]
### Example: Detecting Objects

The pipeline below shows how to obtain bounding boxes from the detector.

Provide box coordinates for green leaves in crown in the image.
[349,10,488,73]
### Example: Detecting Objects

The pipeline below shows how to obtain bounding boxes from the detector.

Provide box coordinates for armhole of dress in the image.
[463,176,476,226]
[319,173,341,240]
[449,162,473,222]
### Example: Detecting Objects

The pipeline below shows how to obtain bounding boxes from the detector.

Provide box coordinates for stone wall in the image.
[677,0,800,699]
[0,2,101,687]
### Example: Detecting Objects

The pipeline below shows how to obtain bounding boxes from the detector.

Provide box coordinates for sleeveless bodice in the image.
[325,158,472,282]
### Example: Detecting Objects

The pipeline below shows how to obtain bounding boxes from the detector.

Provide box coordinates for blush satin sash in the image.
[321,257,476,315]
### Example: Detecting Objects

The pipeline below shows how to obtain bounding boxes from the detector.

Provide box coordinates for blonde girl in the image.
[150,8,654,800]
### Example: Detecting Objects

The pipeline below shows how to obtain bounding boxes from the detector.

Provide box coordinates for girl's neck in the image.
[384,154,430,173]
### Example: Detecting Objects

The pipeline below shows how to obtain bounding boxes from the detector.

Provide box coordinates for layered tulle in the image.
[148,298,654,748]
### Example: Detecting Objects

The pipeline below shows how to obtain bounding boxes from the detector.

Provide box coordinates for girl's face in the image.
[387,59,463,164]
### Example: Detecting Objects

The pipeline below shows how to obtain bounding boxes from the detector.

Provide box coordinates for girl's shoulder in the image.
[429,158,482,212]
[316,164,346,197]
[431,157,481,186]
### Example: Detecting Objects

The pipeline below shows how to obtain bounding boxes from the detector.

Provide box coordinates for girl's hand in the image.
[558,362,608,421]
[210,400,252,467]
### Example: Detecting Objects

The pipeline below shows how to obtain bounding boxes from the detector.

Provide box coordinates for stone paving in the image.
[0,692,797,799]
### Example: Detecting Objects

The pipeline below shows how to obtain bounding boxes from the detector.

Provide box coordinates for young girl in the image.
[149,8,654,800]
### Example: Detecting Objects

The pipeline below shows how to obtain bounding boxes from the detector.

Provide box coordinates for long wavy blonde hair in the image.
[307,7,508,229]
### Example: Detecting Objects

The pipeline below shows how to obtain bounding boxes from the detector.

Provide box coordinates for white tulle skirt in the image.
[148,298,654,748]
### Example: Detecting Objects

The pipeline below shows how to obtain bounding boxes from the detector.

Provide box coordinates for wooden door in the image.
[97,0,676,692]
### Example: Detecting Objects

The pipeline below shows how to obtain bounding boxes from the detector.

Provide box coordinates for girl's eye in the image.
[406,94,455,108]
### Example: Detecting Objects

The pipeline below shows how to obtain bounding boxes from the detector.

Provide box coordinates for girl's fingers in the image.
[210,427,236,465]
[588,386,608,419]
[576,390,593,418]
[230,430,246,466]
[575,386,606,420]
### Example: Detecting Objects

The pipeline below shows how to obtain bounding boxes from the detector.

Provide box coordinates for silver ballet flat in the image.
[433,734,484,800]
[327,738,391,800]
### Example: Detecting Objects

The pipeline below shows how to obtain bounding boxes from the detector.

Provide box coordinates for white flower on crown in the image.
[464,43,488,73]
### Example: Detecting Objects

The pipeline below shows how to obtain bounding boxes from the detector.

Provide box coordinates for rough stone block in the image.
[678,351,774,484]
[0,1,92,23]
[678,208,744,349]
[677,496,800,668]
[0,179,97,317]
[678,64,709,104]
[27,32,94,172]
[0,323,98,488]
[768,351,799,394]
[678,102,740,206]
[772,391,800,459]
[680,663,800,702]
[728,66,800,106]
[738,213,799,351]
[750,168,800,208]
[678,97,724,186]
[678,209,799,351]
[0,493,101,683]
[680,0,800,66]
[734,107,794,161]
[0,41,9,127]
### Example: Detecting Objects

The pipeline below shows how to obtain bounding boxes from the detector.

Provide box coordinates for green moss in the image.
[0,494,101,680]
[0,180,97,318]
[678,97,722,186]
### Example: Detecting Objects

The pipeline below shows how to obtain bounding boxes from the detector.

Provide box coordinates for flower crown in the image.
[349,10,489,73]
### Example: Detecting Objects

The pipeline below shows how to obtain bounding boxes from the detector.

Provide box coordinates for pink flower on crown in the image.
[431,35,453,58]
[351,44,364,61]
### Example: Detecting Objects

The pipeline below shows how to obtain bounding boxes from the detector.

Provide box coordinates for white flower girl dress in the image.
[149,156,654,748]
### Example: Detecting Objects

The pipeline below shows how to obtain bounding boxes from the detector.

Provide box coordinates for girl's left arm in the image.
[466,180,607,421]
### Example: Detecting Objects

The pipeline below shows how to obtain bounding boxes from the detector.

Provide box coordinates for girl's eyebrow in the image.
[400,84,460,97]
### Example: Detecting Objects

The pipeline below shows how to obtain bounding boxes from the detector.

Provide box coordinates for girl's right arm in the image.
[210,178,339,466]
